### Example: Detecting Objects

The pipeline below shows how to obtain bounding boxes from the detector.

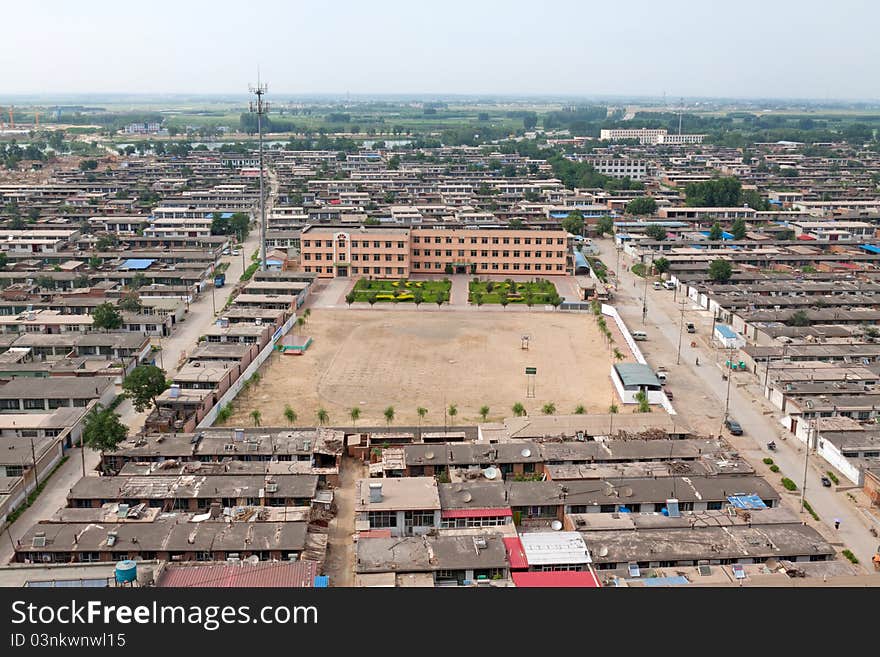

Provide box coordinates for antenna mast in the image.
[249,73,269,272]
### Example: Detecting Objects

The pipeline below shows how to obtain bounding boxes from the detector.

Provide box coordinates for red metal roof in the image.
[441,508,512,519]
[158,560,319,588]
[512,570,601,588]
[503,536,529,570]
[797,234,816,240]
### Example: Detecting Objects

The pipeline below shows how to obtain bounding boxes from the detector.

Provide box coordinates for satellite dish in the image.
[621,487,634,498]
[424,451,435,460]
[483,467,498,480]
[461,492,473,503]
[521,448,531,458]
[598,546,609,557]
[550,520,563,531]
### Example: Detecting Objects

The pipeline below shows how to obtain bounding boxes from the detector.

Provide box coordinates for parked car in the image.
[653,281,662,290]
[821,476,832,487]
[664,389,674,401]
[663,281,676,290]
[725,418,744,435]
[221,248,230,256]
[232,249,241,256]
[686,322,696,333]
[632,331,648,341]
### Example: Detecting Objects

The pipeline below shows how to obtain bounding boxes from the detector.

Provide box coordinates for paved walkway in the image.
[450,275,469,307]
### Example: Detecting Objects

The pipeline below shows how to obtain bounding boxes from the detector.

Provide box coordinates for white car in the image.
[231,249,241,256]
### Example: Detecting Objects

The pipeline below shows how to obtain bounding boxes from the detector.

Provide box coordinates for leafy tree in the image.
[595,216,614,236]
[644,224,667,241]
[316,408,329,425]
[122,365,169,413]
[609,403,619,414]
[479,406,490,421]
[345,292,355,307]
[388,154,401,170]
[574,405,586,414]
[542,402,556,415]
[777,229,795,241]
[79,159,98,171]
[653,257,670,274]
[512,402,527,417]
[417,406,428,429]
[91,302,123,331]
[447,404,457,422]
[523,112,538,130]
[118,292,142,312]
[413,290,423,307]
[35,275,54,290]
[788,310,811,327]
[708,259,733,283]
[708,222,723,241]
[349,407,361,426]
[88,256,102,270]
[731,218,748,240]
[81,405,128,454]
[627,196,657,216]
[635,391,651,413]
[284,405,297,426]
[96,234,118,251]
[383,406,395,426]
[561,211,584,236]
[685,177,741,207]
[251,409,262,427]
[508,218,524,229]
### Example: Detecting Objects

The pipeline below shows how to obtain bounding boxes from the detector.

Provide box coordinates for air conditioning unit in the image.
[265,482,278,493]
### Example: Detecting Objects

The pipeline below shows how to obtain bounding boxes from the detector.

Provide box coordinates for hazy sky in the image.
[2,0,878,99]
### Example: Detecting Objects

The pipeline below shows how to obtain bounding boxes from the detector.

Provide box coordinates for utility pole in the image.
[801,420,814,514]
[676,299,687,365]
[249,75,269,272]
[722,347,734,431]
[641,253,652,324]
[29,435,39,491]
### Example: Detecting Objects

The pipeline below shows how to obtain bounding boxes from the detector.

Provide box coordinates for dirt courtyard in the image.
[224,309,616,427]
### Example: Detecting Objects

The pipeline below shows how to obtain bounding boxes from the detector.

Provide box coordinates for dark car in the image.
[664,389,674,401]
[725,418,744,435]
[686,322,696,333]
[821,476,832,487]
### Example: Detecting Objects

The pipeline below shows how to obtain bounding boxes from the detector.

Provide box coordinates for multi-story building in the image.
[299,225,571,278]
[599,129,705,145]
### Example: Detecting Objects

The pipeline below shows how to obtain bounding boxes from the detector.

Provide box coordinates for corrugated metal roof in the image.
[441,508,512,519]
[503,537,529,570]
[158,560,319,588]
[512,571,600,588]
[120,258,156,270]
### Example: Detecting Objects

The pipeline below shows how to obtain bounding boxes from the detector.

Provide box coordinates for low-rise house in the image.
[355,477,441,537]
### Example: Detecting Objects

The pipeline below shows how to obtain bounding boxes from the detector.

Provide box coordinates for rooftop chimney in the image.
[369,481,383,503]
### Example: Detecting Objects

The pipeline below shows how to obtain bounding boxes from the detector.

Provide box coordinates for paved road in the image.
[596,238,878,567]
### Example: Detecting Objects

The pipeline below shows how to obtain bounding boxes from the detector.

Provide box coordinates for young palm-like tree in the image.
[479,405,490,421]
[609,403,619,414]
[283,405,297,426]
[574,404,586,414]
[349,407,361,426]
[512,402,526,417]
[250,409,262,427]
[316,407,329,425]
[542,402,556,415]
[448,404,457,421]
[384,406,395,426]
[296,317,305,331]
[613,348,625,361]
[303,308,311,325]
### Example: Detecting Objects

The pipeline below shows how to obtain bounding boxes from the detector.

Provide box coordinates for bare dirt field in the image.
[224,308,617,427]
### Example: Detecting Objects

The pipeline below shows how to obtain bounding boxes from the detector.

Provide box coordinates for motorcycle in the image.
[767,441,777,451]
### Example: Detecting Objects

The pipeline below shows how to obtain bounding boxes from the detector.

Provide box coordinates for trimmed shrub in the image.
[781,477,797,491]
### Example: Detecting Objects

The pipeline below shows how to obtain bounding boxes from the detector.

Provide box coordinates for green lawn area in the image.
[468,278,562,305]
[350,278,451,304]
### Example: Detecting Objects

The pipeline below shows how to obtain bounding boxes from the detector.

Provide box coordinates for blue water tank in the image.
[115,560,137,584]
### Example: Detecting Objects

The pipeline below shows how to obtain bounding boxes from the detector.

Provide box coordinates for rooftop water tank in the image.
[115,560,137,585]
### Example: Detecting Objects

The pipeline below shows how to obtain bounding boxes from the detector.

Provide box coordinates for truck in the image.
[214,273,226,288]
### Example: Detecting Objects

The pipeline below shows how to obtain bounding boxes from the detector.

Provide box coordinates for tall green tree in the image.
[561,211,584,236]
[708,259,733,283]
[512,402,527,417]
[731,218,748,240]
[81,405,128,454]
[644,224,667,241]
[626,196,657,216]
[122,365,169,413]
[383,406,395,426]
[653,257,670,274]
[91,303,123,331]
[708,222,723,241]
[595,216,614,236]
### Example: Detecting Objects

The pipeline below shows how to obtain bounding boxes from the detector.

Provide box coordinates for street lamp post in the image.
[29,435,39,491]
[641,253,653,324]
[722,347,734,431]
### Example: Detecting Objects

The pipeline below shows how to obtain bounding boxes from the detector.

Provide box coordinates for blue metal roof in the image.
[700,231,735,240]
[313,575,329,588]
[641,576,690,587]
[715,324,737,339]
[727,495,768,510]
[120,258,155,270]
[860,244,880,254]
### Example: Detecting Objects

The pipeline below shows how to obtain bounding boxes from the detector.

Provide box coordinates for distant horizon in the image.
[1,92,879,107]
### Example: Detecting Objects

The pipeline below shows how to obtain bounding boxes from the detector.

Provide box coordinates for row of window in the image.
[303,240,406,249]
[440,516,510,528]
[304,266,407,275]
[0,398,90,410]
[413,236,564,245]
[412,262,565,272]
[304,253,406,262]
[413,250,564,259]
